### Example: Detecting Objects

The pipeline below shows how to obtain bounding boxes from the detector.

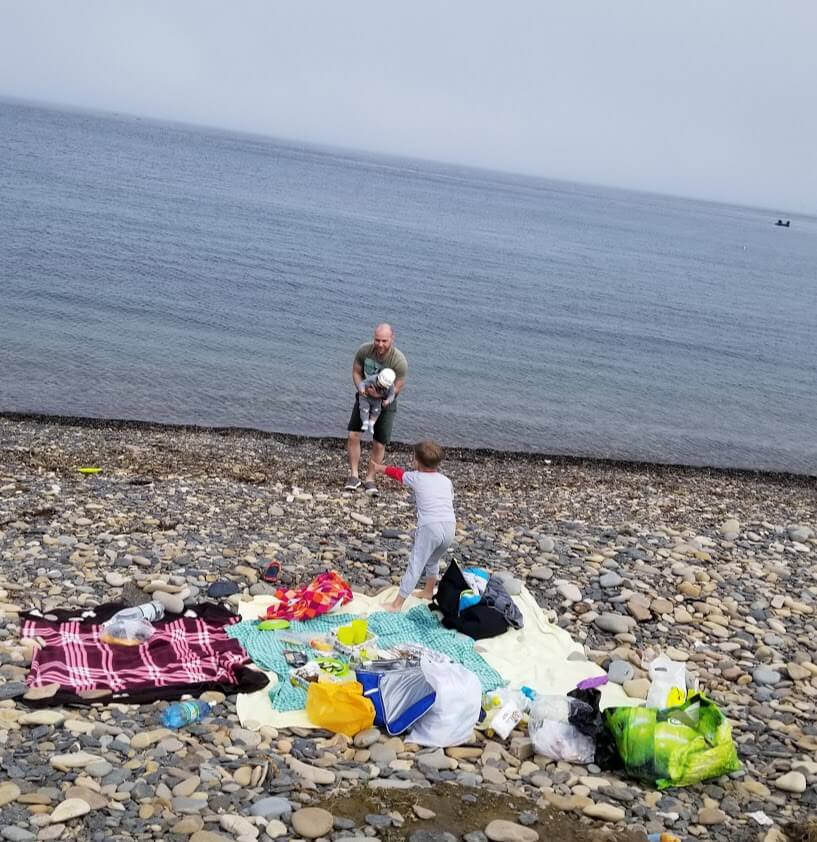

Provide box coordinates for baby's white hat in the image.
[377,368,396,388]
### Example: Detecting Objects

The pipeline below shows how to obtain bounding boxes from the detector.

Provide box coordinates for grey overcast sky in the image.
[1,0,815,213]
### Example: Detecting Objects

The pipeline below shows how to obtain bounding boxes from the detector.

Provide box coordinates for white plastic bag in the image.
[528,695,571,725]
[528,696,596,765]
[100,617,154,646]
[406,656,482,747]
[530,720,595,764]
[646,654,687,709]
[528,695,596,763]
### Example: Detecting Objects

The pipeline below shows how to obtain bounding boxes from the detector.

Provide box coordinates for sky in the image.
[1,0,816,213]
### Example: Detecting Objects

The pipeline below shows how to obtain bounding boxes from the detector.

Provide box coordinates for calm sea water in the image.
[1,99,816,474]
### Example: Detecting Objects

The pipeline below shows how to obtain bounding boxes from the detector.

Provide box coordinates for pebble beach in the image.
[0,414,815,842]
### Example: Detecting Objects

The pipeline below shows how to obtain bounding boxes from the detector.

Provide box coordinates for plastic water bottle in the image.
[161,700,211,729]
[112,601,165,624]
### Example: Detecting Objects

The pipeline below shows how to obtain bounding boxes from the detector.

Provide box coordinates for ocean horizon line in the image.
[2,93,813,220]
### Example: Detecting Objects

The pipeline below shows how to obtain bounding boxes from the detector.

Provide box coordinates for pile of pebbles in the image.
[0,416,814,841]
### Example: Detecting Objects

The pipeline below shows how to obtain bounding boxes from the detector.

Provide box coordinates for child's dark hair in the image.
[414,440,443,469]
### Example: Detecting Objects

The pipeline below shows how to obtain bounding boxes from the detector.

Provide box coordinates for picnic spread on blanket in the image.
[15,561,741,789]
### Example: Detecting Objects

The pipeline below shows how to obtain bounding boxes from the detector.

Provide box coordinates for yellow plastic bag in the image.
[305,680,375,737]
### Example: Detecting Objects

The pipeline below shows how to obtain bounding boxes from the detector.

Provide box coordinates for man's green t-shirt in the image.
[355,343,408,389]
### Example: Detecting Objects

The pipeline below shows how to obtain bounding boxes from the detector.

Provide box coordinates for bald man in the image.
[345,323,408,495]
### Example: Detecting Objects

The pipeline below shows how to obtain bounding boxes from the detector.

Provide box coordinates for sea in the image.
[1,99,816,475]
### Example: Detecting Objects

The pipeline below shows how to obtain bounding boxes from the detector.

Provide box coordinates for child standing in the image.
[371,440,455,612]
[357,367,396,435]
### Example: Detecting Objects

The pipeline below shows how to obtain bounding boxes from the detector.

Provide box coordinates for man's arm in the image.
[353,361,365,392]
[391,351,407,397]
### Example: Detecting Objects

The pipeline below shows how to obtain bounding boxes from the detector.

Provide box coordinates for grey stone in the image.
[153,590,185,614]
[172,797,209,813]
[353,728,380,748]
[1,828,36,842]
[753,667,782,686]
[249,796,292,819]
[557,583,581,602]
[368,779,427,790]
[207,581,239,598]
[334,817,356,830]
[368,743,397,765]
[0,682,27,700]
[594,613,635,635]
[607,659,635,684]
[494,571,522,596]
[538,537,556,553]
[365,814,393,829]
[788,526,813,542]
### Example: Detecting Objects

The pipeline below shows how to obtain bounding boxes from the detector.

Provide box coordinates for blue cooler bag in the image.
[357,665,436,735]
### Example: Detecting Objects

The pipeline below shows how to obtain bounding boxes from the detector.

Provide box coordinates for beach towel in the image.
[226,604,504,711]
[263,571,353,621]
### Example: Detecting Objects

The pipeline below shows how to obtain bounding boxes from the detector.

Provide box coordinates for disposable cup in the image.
[351,619,368,644]
[336,626,355,646]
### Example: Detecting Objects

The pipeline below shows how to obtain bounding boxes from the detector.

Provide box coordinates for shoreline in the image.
[3,410,815,486]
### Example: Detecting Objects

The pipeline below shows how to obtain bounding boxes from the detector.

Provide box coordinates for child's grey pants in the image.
[358,395,383,428]
[399,521,456,599]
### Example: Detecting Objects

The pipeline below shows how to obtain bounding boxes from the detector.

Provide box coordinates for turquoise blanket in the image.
[227,606,504,711]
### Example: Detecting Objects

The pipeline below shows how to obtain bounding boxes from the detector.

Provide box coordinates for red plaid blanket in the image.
[22,603,263,703]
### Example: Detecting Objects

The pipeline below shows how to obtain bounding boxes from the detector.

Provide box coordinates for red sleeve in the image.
[385,466,405,482]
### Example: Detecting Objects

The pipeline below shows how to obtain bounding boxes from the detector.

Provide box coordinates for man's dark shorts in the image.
[347,395,397,445]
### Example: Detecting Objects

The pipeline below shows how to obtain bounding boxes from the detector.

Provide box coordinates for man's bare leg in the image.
[347,432,362,479]
[365,440,385,483]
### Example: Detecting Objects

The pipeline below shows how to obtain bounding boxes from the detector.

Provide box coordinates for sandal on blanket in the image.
[262,560,281,583]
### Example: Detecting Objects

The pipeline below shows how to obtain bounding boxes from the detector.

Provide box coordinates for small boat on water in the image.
[775,219,791,227]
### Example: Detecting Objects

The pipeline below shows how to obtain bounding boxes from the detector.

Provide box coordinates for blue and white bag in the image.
[357,665,436,736]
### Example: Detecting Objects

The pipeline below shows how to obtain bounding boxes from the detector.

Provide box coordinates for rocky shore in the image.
[0,415,815,842]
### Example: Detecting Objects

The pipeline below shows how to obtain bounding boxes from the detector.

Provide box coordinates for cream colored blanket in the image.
[234,585,634,730]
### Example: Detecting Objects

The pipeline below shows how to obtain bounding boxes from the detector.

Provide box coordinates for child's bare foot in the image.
[413,577,437,601]
[383,598,405,613]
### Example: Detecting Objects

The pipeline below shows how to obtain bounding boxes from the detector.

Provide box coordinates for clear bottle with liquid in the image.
[111,601,165,624]
[161,700,211,729]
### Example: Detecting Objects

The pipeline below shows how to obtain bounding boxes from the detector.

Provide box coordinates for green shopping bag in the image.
[605,693,740,789]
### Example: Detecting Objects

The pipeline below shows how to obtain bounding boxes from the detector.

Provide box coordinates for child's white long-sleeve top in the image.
[385,467,455,527]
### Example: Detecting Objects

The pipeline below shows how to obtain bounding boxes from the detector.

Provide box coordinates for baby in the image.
[357,367,396,435]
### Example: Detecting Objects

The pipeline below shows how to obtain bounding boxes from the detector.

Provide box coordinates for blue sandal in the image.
[262,560,281,583]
